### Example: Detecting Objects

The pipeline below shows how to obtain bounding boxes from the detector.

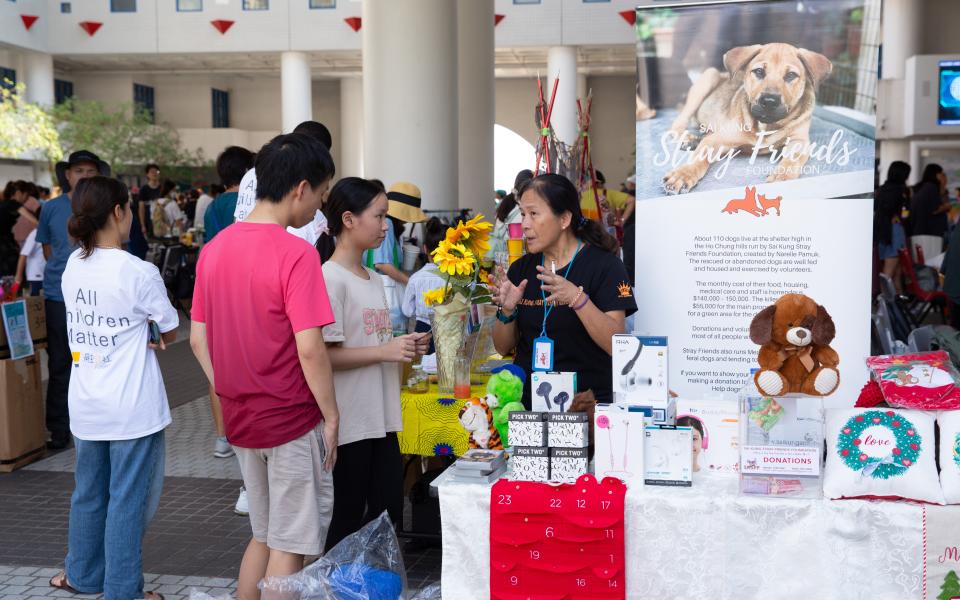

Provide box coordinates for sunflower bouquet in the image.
[424,214,494,391]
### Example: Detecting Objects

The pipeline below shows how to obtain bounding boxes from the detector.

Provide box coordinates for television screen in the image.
[939,60,960,125]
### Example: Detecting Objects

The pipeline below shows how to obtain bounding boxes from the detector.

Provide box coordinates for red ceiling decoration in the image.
[494,14,505,26]
[20,15,39,31]
[210,19,235,34]
[618,10,636,26]
[344,17,362,32]
[79,21,103,36]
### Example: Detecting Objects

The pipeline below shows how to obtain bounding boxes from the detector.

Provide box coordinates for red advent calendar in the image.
[490,474,626,599]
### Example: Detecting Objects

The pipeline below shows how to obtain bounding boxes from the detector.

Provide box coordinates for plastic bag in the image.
[410,584,441,600]
[188,592,231,600]
[866,351,960,409]
[259,511,408,600]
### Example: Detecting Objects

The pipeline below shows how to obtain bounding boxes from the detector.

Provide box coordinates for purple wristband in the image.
[572,292,590,311]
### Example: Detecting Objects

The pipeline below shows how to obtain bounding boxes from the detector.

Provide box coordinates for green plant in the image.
[0,81,62,164]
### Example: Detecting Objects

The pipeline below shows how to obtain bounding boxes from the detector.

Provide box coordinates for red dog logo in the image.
[721,187,783,217]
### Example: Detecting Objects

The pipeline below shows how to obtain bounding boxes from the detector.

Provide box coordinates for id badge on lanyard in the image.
[532,335,554,372]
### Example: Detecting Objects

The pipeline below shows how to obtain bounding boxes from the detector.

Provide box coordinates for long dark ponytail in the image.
[519,174,619,253]
[316,177,384,262]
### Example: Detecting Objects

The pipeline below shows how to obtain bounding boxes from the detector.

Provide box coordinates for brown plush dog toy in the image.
[749,293,840,397]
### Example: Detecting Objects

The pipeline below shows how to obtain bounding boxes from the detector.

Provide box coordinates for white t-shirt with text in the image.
[321,261,402,446]
[61,248,179,441]
[234,168,327,246]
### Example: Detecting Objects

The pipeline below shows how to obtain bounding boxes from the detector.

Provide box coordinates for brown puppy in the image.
[663,43,832,194]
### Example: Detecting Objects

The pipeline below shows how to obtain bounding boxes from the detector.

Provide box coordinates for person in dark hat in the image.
[38,150,111,450]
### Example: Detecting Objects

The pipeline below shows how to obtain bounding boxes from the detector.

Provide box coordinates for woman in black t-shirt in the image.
[492,174,637,407]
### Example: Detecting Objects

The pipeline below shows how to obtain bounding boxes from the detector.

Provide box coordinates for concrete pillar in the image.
[880,0,921,80]
[363,0,458,212]
[23,51,54,106]
[339,77,364,177]
[547,46,579,147]
[457,0,495,217]
[281,51,312,134]
[577,73,588,105]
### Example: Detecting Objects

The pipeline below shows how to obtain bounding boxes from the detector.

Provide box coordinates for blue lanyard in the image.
[539,241,582,337]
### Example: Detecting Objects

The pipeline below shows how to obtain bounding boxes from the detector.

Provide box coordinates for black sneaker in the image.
[47,431,71,450]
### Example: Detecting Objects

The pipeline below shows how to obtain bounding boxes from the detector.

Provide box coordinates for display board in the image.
[633,0,875,407]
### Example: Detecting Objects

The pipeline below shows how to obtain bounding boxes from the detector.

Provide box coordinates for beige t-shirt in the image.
[321,261,402,446]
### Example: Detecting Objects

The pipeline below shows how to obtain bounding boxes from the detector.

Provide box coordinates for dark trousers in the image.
[325,433,403,552]
[45,299,71,438]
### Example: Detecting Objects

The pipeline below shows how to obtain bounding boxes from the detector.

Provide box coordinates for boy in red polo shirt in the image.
[190,133,338,599]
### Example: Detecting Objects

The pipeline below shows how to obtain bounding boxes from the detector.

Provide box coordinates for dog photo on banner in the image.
[632,0,877,405]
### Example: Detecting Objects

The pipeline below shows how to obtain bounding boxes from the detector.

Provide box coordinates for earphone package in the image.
[644,425,693,487]
[530,372,577,413]
[612,335,669,405]
[594,404,648,488]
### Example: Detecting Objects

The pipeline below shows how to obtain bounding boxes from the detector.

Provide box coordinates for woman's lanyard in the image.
[533,241,582,371]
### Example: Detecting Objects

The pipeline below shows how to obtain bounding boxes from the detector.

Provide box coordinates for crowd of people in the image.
[0,120,638,600]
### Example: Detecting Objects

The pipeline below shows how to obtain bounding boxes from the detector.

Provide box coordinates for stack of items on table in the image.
[451,449,507,484]
[509,410,590,483]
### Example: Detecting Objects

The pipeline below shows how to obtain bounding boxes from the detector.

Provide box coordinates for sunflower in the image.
[423,287,447,307]
[445,214,493,257]
[433,240,476,277]
[478,268,493,286]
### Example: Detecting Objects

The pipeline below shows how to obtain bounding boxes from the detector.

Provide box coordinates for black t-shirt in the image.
[507,244,637,407]
[910,182,947,237]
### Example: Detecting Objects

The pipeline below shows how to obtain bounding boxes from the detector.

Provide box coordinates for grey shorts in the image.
[233,422,334,556]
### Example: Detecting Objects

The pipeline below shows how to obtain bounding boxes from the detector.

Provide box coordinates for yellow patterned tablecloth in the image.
[398,376,490,457]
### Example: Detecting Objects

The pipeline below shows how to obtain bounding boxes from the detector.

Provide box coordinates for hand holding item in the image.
[536,265,581,306]
[492,264,527,312]
[412,332,431,356]
[381,334,418,363]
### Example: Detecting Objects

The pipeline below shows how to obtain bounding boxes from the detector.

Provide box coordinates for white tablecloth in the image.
[439,474,927,600]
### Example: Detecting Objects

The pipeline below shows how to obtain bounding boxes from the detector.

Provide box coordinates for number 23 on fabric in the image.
[490,474,626,599]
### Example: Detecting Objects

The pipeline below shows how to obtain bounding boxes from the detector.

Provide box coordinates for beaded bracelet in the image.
[569,285,584,308]
[573,291,590,311]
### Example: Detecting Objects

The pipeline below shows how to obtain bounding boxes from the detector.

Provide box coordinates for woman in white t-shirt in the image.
[49,176,178,600]
[319,177,431,551]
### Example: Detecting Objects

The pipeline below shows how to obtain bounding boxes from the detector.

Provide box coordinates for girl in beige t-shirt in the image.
[320,177,430,550]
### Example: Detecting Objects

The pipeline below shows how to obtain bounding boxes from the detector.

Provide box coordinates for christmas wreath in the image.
[836,410,921,479]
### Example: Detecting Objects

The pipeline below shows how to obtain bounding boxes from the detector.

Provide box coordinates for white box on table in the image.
[511,446,550,482]
[675,398,740,475]
[644,425,693,487]
[612,335,668,405]
[594,403,647,488]
[547,412,590,448]
[530,371,577,413]
[508,411,547,448]
[550,447,589,482]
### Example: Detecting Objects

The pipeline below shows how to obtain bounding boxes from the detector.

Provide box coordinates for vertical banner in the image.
[634,0,876,407]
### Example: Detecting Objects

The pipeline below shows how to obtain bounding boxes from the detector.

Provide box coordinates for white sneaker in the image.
[234,487,249,516]
[214,436,235,459]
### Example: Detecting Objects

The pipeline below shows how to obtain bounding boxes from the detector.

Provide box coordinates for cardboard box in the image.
[612,335,668,405]
[594,404,648,488]
[0,296,46,359]
[530,371,577,413]
[0,355,46,472]
[644,425,693,487]
[675,398,740,475]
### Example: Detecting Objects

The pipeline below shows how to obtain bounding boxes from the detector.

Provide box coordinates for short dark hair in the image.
[423,217,448,254]
[216,146,255,188]
[255,133,335,204]
[144,163,160,174]
[292,120,333,150]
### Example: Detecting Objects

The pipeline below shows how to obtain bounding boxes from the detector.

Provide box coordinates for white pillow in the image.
[824,408,944,504]
[940,411,960,504]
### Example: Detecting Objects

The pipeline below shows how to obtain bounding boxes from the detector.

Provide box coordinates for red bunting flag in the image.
[344,17,361,32]
[494,14,505,26]
[79,21,102,36]
[618,10,636,26]
[21,15,39,31]
[210,19,235,34]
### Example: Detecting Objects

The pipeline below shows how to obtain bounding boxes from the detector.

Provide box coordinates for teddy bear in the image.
[485,365,526,445]
[749,293,840,397]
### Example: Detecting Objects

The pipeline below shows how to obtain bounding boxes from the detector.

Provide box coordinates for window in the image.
[55,79,74,105]
[309,0,335,8]
[134,83,155,123]
[60,2,71,13]
[110,0,136,12]
[242,0,268,9]
[0,68,16,94]
[212,88,229,128]
[177,0,202,10]
[513,0,541,4]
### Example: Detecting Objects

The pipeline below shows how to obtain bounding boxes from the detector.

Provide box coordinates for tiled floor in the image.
[1,337,443,599]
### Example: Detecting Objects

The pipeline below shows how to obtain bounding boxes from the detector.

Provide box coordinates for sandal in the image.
[49,572,82,594]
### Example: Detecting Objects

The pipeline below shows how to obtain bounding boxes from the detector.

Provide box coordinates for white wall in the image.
[71,73,135,105]
[46,0,158,54]
[0,0,49,54]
